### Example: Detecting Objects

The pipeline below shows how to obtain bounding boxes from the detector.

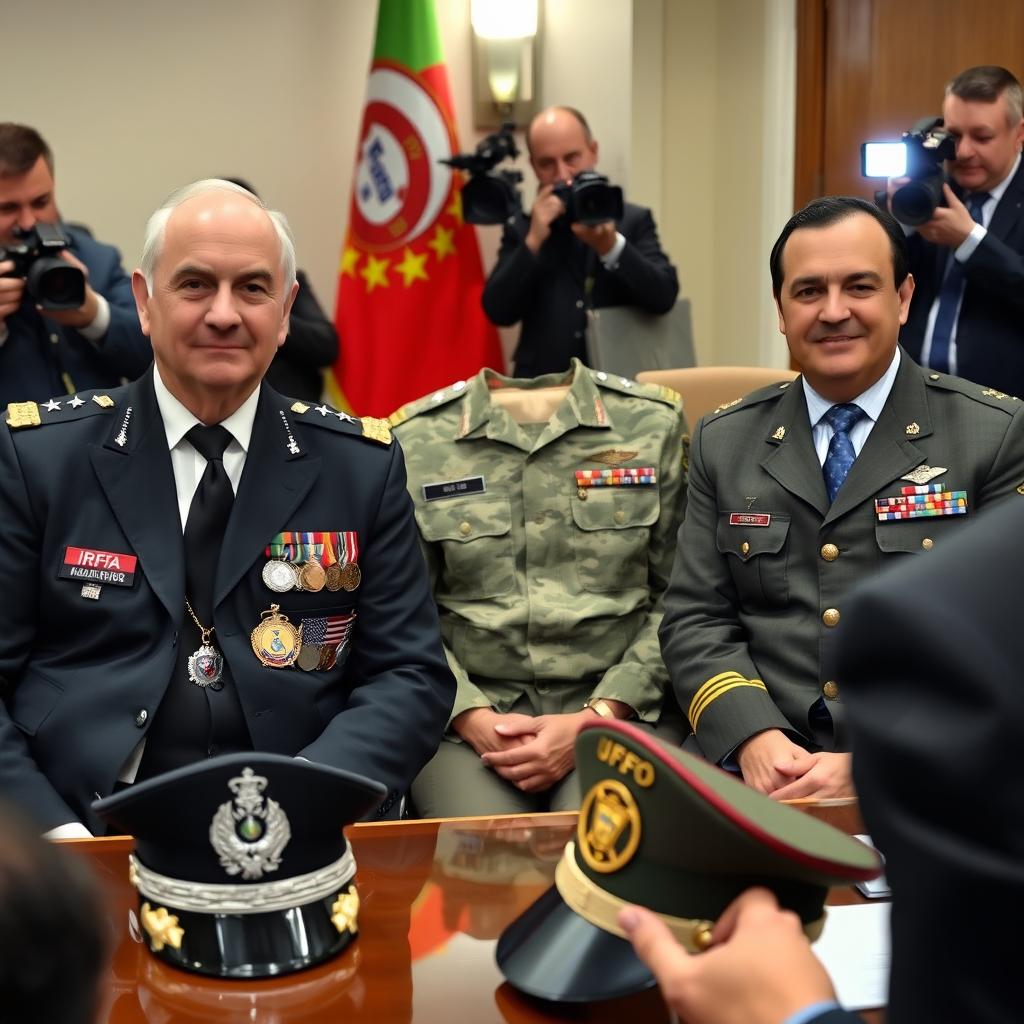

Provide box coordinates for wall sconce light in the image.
[471,0,540,129]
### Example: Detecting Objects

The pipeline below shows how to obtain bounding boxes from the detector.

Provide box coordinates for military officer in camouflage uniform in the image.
[660,196,1024,802]
[391,358,687,816]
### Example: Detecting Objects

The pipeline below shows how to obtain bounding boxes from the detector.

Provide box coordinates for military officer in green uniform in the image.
[391,358,687,816]
[660,196,1024,802]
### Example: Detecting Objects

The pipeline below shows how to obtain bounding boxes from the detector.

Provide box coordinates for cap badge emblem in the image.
[578,779,642,874]
[210,767,292,880]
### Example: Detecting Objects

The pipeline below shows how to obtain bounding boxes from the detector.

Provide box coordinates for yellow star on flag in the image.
[428,225,456,262]
[340,245,361,278]
[360,254,390,292]
[394,247,429,287]
[446,191,464,226]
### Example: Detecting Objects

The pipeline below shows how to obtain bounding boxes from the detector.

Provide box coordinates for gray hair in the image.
[139,178,297,294]
[946,66,1024,127]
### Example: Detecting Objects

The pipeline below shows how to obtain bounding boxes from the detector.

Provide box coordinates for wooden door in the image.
[795,0,1024,208]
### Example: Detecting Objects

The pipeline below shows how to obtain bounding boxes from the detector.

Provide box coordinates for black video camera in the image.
[551,170,624,226]
[0,223,86,310]
[442,123,524,225]
[862,116,957,226]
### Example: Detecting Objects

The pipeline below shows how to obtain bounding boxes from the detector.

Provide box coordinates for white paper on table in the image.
[811,902,891,1011]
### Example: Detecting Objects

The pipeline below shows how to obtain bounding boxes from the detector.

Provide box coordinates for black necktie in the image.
[184,424,234,621]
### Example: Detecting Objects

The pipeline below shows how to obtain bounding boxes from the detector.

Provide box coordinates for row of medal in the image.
[261,532,360,594]
[250,605,357,671]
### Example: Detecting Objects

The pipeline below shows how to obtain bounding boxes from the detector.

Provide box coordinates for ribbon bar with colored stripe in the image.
[575,467,658,488]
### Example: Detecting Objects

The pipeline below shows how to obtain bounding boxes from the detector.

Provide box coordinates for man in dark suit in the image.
[897,66,1024,395]
[0,179,455,837]
[481,106,678,377]
[621,497,1024,1024]
[659,195,1024,802]
[0,123,152,407]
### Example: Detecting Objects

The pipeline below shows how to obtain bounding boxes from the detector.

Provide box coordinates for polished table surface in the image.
[69,802,882,1023]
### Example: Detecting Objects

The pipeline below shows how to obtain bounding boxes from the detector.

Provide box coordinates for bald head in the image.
[526,107,599,185]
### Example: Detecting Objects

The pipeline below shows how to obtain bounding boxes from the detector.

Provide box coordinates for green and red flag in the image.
[329,0,503,417]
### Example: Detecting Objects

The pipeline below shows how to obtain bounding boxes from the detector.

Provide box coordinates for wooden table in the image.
[72,801,881,1023]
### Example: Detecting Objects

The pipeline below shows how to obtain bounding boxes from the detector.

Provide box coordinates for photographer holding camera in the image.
[892,67,1024,396]
[482,107,678,377]
[0,123,151,407]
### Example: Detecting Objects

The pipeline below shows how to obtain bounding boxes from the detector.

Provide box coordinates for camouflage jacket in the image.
[391,359,687,729]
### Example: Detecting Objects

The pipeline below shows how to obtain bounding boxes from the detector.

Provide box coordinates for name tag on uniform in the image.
[728,513,771,527]
[422,476,486,501]
[58,545,138,586]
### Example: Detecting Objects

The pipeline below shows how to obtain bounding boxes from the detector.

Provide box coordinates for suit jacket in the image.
[264,270,339,402]
[659,352,1024,765]
[0,372,455,833]
[901,160,1024,395]
[837,497,1024,1024]
[0,226,152,408]
[482,202,679,378]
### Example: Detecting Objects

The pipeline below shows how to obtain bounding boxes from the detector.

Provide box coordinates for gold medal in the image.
[262,559,298,593]
[325,563,344,592]
[339,562,361,592]
[299,559,327,592]
[250,604,302,668]
[318,642,340,671]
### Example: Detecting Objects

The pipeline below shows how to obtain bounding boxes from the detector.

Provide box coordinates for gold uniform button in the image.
[614,510,626,525]
[741,541,750,555]
[822,680,839,700]
[820,543,839,562]
[921,537,934,550]
[459,521,472,537]
[822,607,840,627]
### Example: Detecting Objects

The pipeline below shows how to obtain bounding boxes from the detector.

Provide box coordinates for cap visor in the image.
[496,885,655,1003]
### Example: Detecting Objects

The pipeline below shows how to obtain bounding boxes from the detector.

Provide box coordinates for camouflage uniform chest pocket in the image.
[416,494,515,598]
[570,488,660,592]
[716,513,791,608]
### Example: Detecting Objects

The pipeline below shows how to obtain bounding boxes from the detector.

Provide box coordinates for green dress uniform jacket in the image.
[390,359,688,731]
[659,352,1024,766]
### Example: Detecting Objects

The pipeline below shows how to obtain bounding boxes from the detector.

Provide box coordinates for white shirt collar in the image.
[152,364,260,454]
[803,347,901,428]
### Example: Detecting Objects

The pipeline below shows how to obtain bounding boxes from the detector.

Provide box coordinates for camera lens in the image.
[891,173,945,227]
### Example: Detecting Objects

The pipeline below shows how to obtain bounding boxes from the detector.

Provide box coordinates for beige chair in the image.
[636,366,799,425]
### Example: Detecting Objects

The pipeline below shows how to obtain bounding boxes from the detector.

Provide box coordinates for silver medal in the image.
[262,558,298,593]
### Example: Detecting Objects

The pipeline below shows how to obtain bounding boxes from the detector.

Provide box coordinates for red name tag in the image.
[728,513,772,527]
[59,545,138,587]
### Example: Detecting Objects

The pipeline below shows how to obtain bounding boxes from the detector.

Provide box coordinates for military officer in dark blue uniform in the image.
[0,179,455,836]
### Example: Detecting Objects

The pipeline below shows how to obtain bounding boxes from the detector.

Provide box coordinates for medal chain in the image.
[184,599,215,646]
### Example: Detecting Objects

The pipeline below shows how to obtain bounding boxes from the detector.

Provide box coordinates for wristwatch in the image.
[582,698,617,720]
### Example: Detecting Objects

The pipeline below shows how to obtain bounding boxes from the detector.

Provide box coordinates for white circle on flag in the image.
[350,65,453,251]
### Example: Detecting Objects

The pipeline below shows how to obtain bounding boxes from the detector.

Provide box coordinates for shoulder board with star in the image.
[6,391,119,431]
[388,380,469,427]
[703,379,794,422]
[923,371,1021,413]
[587,370,682,410]
[287,401,392,446]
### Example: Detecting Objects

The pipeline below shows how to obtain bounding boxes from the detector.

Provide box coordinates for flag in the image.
[330,0,503,417]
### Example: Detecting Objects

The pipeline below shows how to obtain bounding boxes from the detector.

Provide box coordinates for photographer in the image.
[0,123,151,407]
[893,67,1024,396]
[482,107,678,377]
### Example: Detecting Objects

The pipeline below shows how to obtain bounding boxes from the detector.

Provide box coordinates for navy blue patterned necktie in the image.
[822,404,866,503]
[927,191,990,373]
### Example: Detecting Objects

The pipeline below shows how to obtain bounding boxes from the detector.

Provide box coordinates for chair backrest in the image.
[635,366,799,425]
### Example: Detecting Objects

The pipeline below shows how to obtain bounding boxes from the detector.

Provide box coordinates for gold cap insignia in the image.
[588,449,639,467]
[290,401,310,414]
[771,426,786,441]
[578,779,642,874]
[140,903,185,951]
[905,422,921,436]
[92,394,115,408]
[361,416,393,446]
[901,465,947,485]
[6,402,41,429]
[331,886,360,935]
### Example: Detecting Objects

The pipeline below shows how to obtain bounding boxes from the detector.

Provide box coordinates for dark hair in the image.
[946,65,1023,125]
[526,106,593,156]
[770,196,909,299]
[0,800,109,1024]
[0,123,54,177]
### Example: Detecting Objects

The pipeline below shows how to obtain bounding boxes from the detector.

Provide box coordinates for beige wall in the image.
[4,0,792,368]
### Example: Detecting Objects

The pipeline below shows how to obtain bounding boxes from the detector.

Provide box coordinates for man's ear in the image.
[775,298,787,336]
[130,270,151,336]
[278,279,299,348]
[897,273,915,326]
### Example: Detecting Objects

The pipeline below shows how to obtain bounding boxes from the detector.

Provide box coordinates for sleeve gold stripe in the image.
[689,676,768,732]
[687,672,746,724]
